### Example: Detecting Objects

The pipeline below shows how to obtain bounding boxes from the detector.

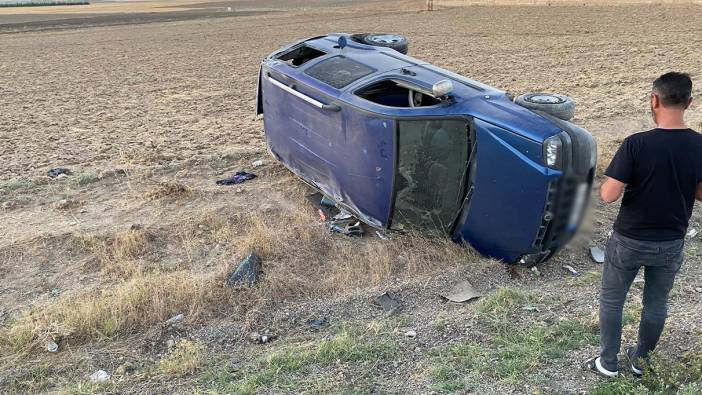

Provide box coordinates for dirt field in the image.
[1,1,702,393]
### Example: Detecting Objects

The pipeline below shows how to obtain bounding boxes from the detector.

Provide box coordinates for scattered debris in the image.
[216,171,257,185]
[440,280,482,303]
[522,305,540,312]
[330,220,364,237]
[47,341,59,353]
[404,330,417,338]
[225,252,262,287]
[589,246,605,264]
[89,370,110,383]
[318,209,327,222]
[252,159,264,168]
[687,228,698,238]
[375,230,390,240]
[249,332,277,344]
[371,292,402,316]
[306,316,330,331]
[562,265,579,276]
[165,314,184,327]
[320,195,336,207]
[333,210,353,221]
[530,266,541,276]
[47,168,71,178]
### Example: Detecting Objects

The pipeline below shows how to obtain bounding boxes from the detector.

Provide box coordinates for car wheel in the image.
[515,93,576,121]
[354,33,409,54]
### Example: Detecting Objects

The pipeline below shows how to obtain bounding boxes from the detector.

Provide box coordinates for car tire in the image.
[515,93,576,121]
[353,33,409,54]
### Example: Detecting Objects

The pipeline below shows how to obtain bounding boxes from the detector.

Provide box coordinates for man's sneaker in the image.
[624,346,643,377]
[584,356,619,378]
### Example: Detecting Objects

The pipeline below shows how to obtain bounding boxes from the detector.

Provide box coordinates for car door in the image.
[260,47,396,227]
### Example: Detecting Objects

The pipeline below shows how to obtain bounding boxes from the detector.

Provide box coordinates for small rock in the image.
[166,339,176,349]
[530,266,541,276]
[89,370,110,383]
[225,252,262,287]
[687,228,698,238]
[69,221,78,226]
[522,305,540,312]
[562,265,579,276]
[235,187,243,193]
[695,287,702,293]
[165,313,184,327]
[47,341,59,353]
[404,330,417,338]
[252,159,264,167]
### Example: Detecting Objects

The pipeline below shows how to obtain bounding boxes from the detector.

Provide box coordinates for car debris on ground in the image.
[249,332,277,344]
[371,292,402,316]
[562,265,579,276]
[90,370,110,383]
[440,280,482,303]
[589,246,605,263]
[47,168,71,178]
[215,171,257,185]
[225,252,262,287]
[306,316,329,331]
[47,341,59,353]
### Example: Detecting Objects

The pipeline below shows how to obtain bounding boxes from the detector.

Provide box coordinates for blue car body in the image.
[257,34,596,264]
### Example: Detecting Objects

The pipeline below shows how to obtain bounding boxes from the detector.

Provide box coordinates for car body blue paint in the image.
[258,33,595,264]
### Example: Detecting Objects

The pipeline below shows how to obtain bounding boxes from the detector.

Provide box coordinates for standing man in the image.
[586,72,702,377]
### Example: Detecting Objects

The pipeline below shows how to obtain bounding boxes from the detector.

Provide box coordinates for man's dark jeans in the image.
[599,231,684,372]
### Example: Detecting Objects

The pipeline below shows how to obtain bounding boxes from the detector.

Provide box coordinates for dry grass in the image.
[159,339,206,376]
[0,270,225,352]
[142,181,191,201]
[1,199,476,355]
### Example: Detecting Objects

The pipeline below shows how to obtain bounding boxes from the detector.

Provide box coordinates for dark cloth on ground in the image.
[216,171,257,185]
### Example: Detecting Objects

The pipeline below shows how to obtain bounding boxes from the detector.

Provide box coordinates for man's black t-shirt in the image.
[605,128,702,241]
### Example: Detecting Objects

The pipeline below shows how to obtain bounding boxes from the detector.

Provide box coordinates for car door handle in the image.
[267,76,341,112]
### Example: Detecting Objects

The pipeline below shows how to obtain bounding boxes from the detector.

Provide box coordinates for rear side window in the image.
[305,56,375,89]
[276,44,326,67]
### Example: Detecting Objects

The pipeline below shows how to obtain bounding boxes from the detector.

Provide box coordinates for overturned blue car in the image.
[256,33,596,265]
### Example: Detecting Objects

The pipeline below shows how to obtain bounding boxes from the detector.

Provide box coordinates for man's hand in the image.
[601,177,626,203]
[696,182,702,202]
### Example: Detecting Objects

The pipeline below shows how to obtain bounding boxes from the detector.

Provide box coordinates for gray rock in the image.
[165,314,184,327]
[47,341,59,353]
[225,252,262,287]
[89,370,110,382]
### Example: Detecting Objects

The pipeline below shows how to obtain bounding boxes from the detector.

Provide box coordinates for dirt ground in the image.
[1,1,702,394]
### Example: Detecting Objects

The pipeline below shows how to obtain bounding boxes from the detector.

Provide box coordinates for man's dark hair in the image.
[653,72,693,108]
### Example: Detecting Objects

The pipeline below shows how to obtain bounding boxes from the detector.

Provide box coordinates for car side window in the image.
[304,56,375,89]
[276,44,326,67]
[356,79,442,107]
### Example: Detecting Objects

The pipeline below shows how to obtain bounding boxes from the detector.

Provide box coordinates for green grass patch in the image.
[2,178,33,191]
[199,324,400,394]
[592,344,702,394]
[76,172,99,186]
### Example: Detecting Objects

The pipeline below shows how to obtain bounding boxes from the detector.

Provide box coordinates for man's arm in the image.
[697,182,702,202]
[601,177,626,203]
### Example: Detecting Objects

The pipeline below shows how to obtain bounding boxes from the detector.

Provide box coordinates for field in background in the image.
[1,0,702,393]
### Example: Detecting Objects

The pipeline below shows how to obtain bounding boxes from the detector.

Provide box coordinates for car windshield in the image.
[391,119,471,234]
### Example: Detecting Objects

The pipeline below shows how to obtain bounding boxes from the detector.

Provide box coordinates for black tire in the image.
[515,93,576,121]
[353,33,409,54]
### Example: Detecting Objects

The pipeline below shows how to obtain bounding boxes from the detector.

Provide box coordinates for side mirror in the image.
[432,80,453,97]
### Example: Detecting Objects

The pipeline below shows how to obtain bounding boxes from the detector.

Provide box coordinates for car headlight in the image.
[543,135,563,169]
